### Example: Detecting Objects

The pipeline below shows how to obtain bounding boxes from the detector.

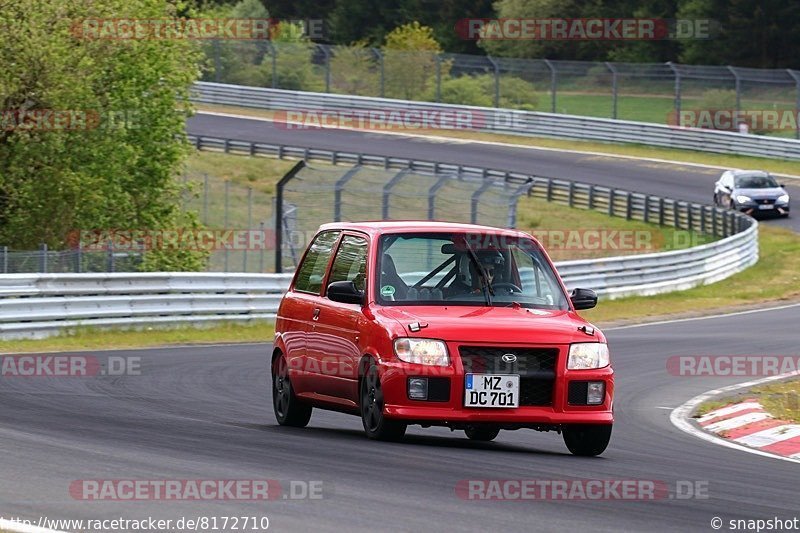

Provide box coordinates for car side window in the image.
[294,231,341,294]
[327,235,368,293]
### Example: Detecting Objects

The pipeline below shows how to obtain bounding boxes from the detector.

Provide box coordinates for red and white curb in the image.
[671,372,800,464]
[698,399,800,458]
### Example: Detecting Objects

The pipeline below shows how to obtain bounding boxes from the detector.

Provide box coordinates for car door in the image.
[306,233,369,402]
[283,230,340,395]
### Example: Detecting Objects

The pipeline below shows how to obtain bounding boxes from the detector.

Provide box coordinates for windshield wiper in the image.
[463,241,493,306]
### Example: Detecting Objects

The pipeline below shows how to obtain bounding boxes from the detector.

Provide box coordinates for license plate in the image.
[758,204,774,210]
[464,374,519,408]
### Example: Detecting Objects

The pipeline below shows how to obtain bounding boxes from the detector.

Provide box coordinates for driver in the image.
[449,250,505,295]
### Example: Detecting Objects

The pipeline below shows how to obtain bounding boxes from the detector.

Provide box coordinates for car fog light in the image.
[587,382,605,405]
[408,377,428,400]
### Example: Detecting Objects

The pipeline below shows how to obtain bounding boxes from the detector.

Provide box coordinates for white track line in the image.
[196,110,800,181]
[735,425,800,447]
[704,412,772,432]
[670,372,800,464]
[697,401,763,423]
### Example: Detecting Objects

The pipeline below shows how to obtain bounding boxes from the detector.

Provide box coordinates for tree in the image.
[383,22,443,100]
[0,0,205,270]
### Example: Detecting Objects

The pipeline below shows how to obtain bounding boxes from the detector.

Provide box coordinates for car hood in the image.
[374,305,603,345]
[735,187,786,198]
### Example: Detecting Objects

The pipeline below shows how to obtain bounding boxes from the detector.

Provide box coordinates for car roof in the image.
[317,220,531,238]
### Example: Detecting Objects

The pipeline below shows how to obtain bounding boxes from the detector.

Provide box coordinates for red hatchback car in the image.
[272,221,614,456]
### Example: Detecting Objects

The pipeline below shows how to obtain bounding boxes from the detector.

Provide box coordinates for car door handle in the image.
[312,308,320,321]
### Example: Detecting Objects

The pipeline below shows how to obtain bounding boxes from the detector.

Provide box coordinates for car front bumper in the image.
[378,359,614,427]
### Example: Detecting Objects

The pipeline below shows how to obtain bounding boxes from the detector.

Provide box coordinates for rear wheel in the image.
[562,424,612,457]
[360,360,406,441]
[272,354,312,427]
[464,426,500,441]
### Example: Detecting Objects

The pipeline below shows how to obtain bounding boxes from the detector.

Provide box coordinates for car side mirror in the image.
[570,288,598,311]
[327,280,365,305]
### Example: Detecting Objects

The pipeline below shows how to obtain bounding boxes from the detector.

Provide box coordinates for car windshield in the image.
[735,173,778,189]
[377,232,570,310]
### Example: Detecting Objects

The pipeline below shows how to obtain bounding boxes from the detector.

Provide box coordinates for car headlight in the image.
[735,195,752,204]
[778,194,790,203]
[394,338,450,366]
[568,343,610,370]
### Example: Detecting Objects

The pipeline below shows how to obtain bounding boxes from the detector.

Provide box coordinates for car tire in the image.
[729,200,736,211]
[562,424,612,457]
[272,353,312,427]
[464,426,500,441]
[360,359,406,441]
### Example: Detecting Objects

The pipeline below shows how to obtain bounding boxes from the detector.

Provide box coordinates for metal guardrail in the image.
[0,273,293,340]
[0,133,758,339]
[192,82,800,160]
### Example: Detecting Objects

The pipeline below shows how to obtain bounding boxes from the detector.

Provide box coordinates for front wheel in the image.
[272,354,312,427]
[360,360,406,441]
[562,424,612,456]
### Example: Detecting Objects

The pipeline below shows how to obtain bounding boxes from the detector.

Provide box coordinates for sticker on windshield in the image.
[380,285,396,297]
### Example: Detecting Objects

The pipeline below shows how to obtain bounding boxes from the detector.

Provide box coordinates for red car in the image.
[272,221,614,456]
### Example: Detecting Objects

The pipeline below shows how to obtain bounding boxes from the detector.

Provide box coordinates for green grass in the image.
[0,321,275,354]
[696,378,800,424]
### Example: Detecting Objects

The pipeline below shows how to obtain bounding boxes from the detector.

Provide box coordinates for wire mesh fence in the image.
[201,41,800,138]
[275,163,529,272]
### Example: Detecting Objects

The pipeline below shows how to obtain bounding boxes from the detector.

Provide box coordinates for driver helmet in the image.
[474,250,505,283]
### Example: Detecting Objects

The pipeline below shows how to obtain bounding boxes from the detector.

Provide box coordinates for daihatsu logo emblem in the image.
[501,353,517,363]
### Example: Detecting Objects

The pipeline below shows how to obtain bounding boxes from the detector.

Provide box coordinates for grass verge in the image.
[582,225,800,324]
[195,103,800,177]
[0,322,275,354]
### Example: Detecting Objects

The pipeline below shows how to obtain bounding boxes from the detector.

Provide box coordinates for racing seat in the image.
[380,254,408,300]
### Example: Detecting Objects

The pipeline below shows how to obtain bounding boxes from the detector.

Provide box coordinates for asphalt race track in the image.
[1,305,798,532]
[187,112,800,232]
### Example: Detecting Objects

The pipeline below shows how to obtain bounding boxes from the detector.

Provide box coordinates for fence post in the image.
[224,180,230,272]
[471,179,495,224]
[275,161,306,273]
[75,241,82,274]
[259,221,266,273]
[544,59,556,112]
[213,39,221,83]
[625,193,632,220]
[567,182,574,207]
[322,45,331,93]
[2,245,7,274]
[667,62,681,119]
[333,166,362,222]
[606,62,618,119]
[789,70,800,140]
[107,239,115,272]
[643,195,650,223]
[587,185,595,210]
[487,56,500,108]
[244,187,252,272]
[39,243,48,273]
[268,42,277,89]
[373,48,385,97]
[428,175,451,220]
[381,169,410,220]
[435,54,442,102]
[608,190,615,216]
[728,66,742,129]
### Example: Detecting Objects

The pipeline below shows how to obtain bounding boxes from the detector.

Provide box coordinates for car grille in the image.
[459,346,558,406]
[757,198,775,205]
